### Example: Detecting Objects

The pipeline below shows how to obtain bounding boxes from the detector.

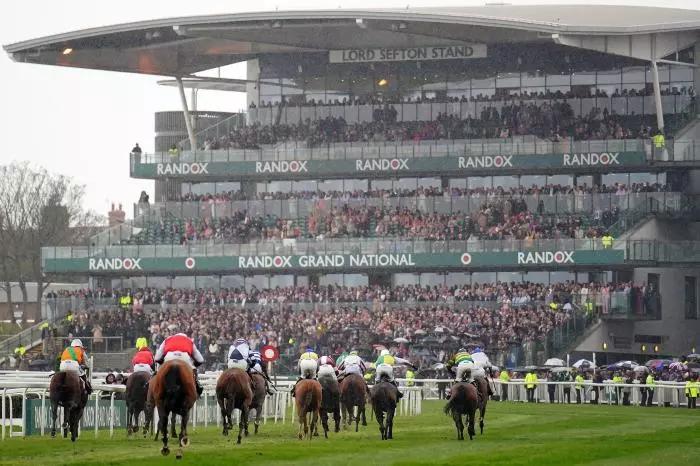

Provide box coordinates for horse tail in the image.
[164,363,181,398]
[302,385,314,414]
[54,371,69,399]
[444,397,456,416]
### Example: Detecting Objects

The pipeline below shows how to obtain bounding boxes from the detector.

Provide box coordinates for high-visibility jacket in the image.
[685,381,699,398]
[646,375,655,389]
[612,376,623,384]
[119,295,132,308]
[601,235,613,248]
[652,134,665,148]
[525,373,538,388]
[549,302,559,311]
[61,346,86,365]
[132,347,154,366]
[14,346,26,357]
[499,371,511,382]
[575,375,585,389]
[406,370,415,387]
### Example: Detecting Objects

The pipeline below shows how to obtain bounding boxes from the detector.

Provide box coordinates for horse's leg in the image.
[253,406,260,435]
[63,406,69,438]
[159,408,170,456]
[297,411,305,440]
[333,404,341,433]
[479,403,486,435]
[170,413,177,439]
[468,409,476,440]
[375,408,385,440]
[218,396,229,436]
[238,405,249,444]
[70,407,80,442]
[310,409,319,441]
[177,410,189,459]
[361,402,367,426]
[50,401,58,438]
[354,405,360,432]
[387,407,395,440]
[453,413,462,440]
[320,408,329,438]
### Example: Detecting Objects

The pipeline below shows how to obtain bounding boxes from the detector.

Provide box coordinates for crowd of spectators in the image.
[249,86,694,108]
[144,200,619,244]
[51,281,655,371]
[204,103,654,149]
[176,182,672,203]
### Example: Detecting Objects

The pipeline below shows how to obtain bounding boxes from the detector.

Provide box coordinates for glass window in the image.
[549,271,575,284]
[596,69,622,85]
[496,72,520,89]
[195,275,219,289]
[445,272,470,287]
[602,173,629,186]
[270,275,294,288]
[520,175,546,188]
[393,273,419,286]
[629,173,659,184]
[571,71,596,85]
[146,276,170,288]
[546,175,573,186]
[471,272,497,284]
[492,176,519,189]
[497,272,523,283]
[449,178,467,189]
[523,272,549,284]
[467,177,492,189]
[622,66,646,85]
[546,73,570,86]
[419,273,445,286]
[172,276,195,288]
[521,72,545,88]
[221,275,245,290]
[245,275,269,290]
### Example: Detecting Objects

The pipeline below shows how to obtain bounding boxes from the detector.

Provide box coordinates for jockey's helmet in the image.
[136,337,148,349]
[458,347,467,353]
[71,339,84,348]
[349,350,359,356]
[380,349,390,356]
[234,338,249,346]
[305,346,314,353]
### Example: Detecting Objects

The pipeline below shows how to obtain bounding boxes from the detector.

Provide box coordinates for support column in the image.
[176,76,197,151]
[650,61,665,131]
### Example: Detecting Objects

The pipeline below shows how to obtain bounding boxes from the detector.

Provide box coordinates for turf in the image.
[0,401,698,466]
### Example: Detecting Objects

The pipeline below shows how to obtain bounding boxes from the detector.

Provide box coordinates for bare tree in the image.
[0,162,101,321]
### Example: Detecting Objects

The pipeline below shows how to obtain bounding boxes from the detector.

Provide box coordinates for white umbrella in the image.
[573,359,596,369]
[633,365,649,373]
[414,329,427,335]
[550,367,572,373]
[393,337,409,344]
[544,358,566,367]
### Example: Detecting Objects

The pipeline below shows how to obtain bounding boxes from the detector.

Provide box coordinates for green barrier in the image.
[43,250,625,275]
[24,398,126,435]
[132,151,647,180]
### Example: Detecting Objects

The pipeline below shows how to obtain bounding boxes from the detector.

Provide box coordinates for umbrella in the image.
[434,326,445,333]
[430,363,445,371]
[685,353,700,361]
[669,362,687,371]
[550,366,572,373]
[471,352,490,366]
[393,337,409,344]
[414,329,427,335]
[611,360,639,370]
[544,358,566,367]
[573,359,595,369]
[647,359,672,371]
[633,365,650,374]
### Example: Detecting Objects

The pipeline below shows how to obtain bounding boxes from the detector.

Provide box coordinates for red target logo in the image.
[261,345,279,362]
[185,257,196,269]
[460,253,472,265]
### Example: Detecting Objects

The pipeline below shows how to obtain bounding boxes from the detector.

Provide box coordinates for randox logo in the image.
[563,153,620,166]
[89,258,142,271]
[255,161,308,173]
[238,255,292,268]
[457,155,513,169]
[517,251,574,265]
[355,158,409,172]
[156,163,209,175]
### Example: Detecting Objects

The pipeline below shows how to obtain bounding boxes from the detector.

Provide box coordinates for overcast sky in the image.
[1,0,698,217]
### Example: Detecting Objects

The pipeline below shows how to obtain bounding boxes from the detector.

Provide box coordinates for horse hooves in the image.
[176,449,183,460]
[362,421,367,426]
[161,447,170,456]
[180,437,190,447]
[50,431,56,438]
[313,431,319,437]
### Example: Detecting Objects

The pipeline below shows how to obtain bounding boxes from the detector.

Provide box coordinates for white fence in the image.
[0,371,423,439]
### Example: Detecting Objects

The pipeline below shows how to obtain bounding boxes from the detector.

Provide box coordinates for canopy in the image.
[544,358,566,367]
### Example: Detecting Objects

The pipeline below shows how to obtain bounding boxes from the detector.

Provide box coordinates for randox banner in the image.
[132,152,648,180]
[44,250,626,275]
[24,399,127,435]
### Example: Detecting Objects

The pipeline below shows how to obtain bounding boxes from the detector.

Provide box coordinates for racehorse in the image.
[370,379,398,440]
[317,372,341,437]
[125,371,152,437]
[294,379,322,440]
[150,360,197,458]
[49,371,88,442]
[215,368,252,444]
[474,376,491,434]
[249,372,267,435]
[444,382,478,440]
[339,373,367,432]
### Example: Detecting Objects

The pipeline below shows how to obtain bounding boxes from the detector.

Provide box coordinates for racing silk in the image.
[375,354,412,367]
[154,333,204,366]
[228,340,251,362]
[318,356,335,367]
[339,354,366,374]
[61,346,86,365]
[131,347,154,367]
[447,351,472,372]
[249,350,263,372]
[300,351,319,361]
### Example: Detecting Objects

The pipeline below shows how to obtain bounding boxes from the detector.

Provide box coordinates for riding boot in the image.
[82,375,93,395]
[291,378,301,398]
[265,380,274,396]
[193,369,203,397]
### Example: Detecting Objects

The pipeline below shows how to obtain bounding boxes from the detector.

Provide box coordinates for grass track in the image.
[0,401,698,466]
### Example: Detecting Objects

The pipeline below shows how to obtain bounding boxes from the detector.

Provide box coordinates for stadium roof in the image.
[5,5,700,76]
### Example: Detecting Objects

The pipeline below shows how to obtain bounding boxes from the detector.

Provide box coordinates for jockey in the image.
[470,347,492,377]
[291,347,319,397]
[154,332,205,396]
[446,348,476,383]
[59,339,92,394]
[338,350,367,380]
[374,349,414,399]
[227,338,251,371]
[317,355,337,380]
[131,337,154,375]
[249,348,274,395]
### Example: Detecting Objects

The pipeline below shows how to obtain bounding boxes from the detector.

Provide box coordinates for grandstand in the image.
[4,4,700,371]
